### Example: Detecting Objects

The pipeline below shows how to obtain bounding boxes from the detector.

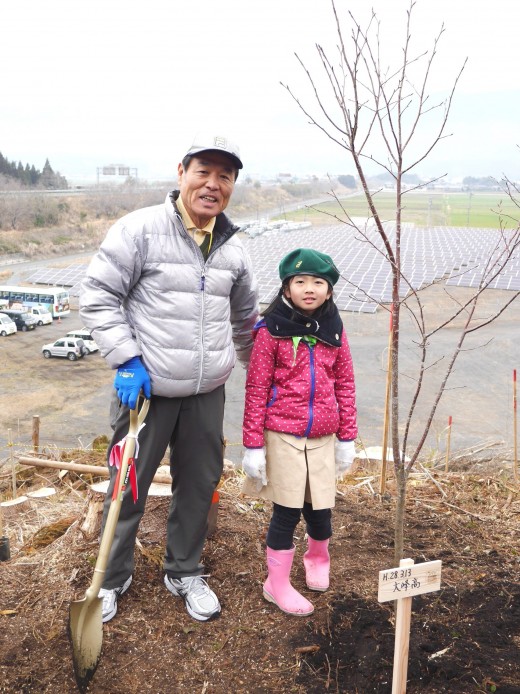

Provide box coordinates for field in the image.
[288,191,520,229]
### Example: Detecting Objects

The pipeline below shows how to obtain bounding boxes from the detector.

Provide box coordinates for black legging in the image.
[266,502,332,550]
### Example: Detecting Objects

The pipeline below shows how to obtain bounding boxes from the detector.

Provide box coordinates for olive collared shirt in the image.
[176,195,216,258]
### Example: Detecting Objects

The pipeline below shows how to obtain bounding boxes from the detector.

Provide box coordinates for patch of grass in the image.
[52,235,70,245]
[288,192,520,229]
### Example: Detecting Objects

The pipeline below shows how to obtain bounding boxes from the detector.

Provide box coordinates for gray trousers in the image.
[101,387,225,588]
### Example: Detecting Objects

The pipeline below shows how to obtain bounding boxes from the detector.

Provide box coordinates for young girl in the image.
[242,247,358,616]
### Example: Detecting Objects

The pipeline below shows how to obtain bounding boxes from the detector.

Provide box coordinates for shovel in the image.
[69,396,149,693]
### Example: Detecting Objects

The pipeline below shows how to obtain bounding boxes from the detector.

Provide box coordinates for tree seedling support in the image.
[445,416,452,472]
[379,306,393,496]
[514,370,518,482]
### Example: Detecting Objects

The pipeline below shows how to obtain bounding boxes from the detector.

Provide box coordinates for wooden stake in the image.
[391,558,414,694]
[32,415,40,454]
[379,559,442,693]
[8,428,16,499]
[379,306,393,495]
[445,416,452,472]
[514,370,518,482]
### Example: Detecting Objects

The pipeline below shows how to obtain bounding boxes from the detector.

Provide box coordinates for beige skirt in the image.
[241,430,336,510]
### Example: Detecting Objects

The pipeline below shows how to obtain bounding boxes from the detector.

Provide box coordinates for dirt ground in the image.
[0,457,519,694]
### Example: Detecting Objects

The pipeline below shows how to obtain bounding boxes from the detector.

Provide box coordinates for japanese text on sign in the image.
[378,560,442,602]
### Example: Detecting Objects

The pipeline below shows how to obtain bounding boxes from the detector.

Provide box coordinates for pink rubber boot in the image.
[303,537,330,592]
[263,547,314,616]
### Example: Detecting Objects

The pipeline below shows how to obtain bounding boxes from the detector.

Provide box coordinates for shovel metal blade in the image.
[69,595,103,693]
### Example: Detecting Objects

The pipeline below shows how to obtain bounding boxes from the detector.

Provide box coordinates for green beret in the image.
[278,248,340,286]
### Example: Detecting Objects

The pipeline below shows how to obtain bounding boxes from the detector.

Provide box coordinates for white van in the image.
[66,328,99,353]
[0,312,17,336]
[25,306,53,325]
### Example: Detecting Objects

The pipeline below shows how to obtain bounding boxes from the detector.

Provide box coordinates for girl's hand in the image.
[242,447,268,491]
[335,440,356,478]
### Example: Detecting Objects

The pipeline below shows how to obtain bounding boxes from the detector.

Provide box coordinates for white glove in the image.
[335,440,356,478]
[242,447,268,491]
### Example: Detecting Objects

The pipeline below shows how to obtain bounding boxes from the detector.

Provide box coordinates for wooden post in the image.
[379,306,393,495]
[8,428,16,499]
[378,559,442,694]
[17,456,173,485]
[391,558,414,694]
[514,370,518,482]
[32,415,40,454]
[445,416,452,473]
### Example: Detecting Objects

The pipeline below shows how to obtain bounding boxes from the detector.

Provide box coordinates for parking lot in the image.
[0,309,114,457]
[0,282,517,473]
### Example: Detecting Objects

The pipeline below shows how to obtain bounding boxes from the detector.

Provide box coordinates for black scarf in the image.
[262,295,343,347]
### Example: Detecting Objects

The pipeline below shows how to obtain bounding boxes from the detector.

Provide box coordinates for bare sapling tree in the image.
[283,0,520,561]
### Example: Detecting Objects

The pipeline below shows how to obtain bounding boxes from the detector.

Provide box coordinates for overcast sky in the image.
[2,0,519,183]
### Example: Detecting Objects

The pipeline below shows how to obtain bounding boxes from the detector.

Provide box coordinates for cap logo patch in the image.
[214,136,227,149]
[295,260,302,268]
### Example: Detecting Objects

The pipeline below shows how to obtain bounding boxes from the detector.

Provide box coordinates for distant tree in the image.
[0,151,45,186]
[30,165,39,186]
[40,158,54,187]
[40,158,67,189]
[462,176,498,190]
[338,174,356,188]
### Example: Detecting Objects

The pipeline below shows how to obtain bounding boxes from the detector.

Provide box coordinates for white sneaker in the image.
[98,575,132,623]
[164,574,221,621]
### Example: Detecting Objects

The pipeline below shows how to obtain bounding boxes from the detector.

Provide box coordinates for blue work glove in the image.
[114,356,151,410]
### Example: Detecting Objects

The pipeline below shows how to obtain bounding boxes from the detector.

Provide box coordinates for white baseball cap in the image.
[184,133,243,170]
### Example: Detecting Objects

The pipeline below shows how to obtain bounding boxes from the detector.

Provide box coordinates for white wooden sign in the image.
[378,559,442,603]
[377,558,442,694]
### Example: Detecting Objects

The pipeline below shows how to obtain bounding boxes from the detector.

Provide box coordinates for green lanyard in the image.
[291,335,317,363]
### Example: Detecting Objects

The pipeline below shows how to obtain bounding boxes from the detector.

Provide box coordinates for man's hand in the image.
[114,356,151,410]
[242,447,268,491]
[335,440,356,478]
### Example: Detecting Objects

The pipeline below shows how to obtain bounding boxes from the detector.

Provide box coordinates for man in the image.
[80,134,259,623]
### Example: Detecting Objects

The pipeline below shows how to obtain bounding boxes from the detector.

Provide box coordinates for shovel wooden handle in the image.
[83,397,150,601]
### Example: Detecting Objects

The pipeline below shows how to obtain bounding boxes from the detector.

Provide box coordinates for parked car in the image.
[65,328,99,353]
[42,337,87,361]
[2,309,37,332]
[0,312,17,336]
[25,306,53,325]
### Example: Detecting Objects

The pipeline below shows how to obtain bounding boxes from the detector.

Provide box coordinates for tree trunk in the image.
[394,466,408,563]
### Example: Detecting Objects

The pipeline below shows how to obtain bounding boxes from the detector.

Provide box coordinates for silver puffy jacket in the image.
[79,191,259,397]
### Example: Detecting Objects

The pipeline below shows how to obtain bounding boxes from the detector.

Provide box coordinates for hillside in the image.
[0,180,336,261]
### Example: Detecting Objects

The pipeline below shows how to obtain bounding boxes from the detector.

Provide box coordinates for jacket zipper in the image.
[303,343,316,437]
[174,208,207,393]
[196,268,206,392]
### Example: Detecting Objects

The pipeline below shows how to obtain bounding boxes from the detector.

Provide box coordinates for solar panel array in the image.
[243,222,520,311]
[25,224,519,312]
[26,264,89,297]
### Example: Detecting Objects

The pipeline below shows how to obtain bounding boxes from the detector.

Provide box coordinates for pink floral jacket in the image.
[243,325,357,448]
